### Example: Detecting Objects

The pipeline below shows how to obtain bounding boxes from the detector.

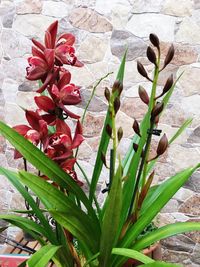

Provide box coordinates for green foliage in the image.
[0,39,200,267]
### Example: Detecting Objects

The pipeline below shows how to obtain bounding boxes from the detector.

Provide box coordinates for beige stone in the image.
[179,195,200,216]
[69,7,113,33]
[167,144,200,172]
[16,0,42,14]
[116,111,134,138]
[16,91,38,110]
[174,188,194,202]
[5,102,26,126]
[67,64,95,87]
[77,36,108,63]
[111,4,132,29]
[129,0,163,13]
[121,97,148,120]
[83,112,105,137]
[2,79,18,103]
[42,1,69,18]
[95,0,130,14]
[163,0,193,16]
[13,14,55,39]
[176,18,200,45]
[126,14,176,42]
[177,65,200,96]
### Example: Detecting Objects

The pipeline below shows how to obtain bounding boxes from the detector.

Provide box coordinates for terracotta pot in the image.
[123,243,162,267]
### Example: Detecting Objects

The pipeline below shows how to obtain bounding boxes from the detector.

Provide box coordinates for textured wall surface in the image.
[0,0,200,265]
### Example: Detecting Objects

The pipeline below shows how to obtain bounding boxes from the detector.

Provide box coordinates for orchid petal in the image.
[35,96,56,112]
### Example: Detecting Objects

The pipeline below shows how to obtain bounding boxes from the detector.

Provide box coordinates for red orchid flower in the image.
[13,111,48,159]
[32,20,83,67]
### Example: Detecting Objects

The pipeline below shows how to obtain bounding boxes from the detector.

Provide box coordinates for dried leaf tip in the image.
[114,97,120,114]
[149,33,160,49]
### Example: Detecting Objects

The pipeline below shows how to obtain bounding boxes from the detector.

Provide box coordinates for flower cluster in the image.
[14,21,84,186]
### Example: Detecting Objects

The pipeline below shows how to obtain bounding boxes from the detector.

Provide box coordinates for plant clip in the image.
[147,128,162,136]
[101,182,110,194]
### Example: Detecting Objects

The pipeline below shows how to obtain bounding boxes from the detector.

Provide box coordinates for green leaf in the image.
[0,121,95,218]
[169,118,192,144]
[133,222,200,251]
[0,215,47,243]
[139,262,181,267]
[113,164,200,267]
[18,171,100,255]
[0,167,55,241]
[112,248,154,264]
[89,51,126,203]
[27,244,60,267]
[99,163,123,267]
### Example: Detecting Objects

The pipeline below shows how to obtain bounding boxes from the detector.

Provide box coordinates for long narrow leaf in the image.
[18,171,100,255]
[99,163,122,267]
[139,262,181,267]
[0,167,55,242]
[112,248,154,264]
[89,51,126,202]
[27,244,60,267]
[133,222,200,251]
[113,164,200,267]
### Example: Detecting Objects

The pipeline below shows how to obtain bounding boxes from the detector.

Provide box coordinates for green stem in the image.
[75,72,113,158]
[128,55,161,217]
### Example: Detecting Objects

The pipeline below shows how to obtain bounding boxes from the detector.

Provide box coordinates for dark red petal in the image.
[60,158,76,170]
[25,110,41,131]
[32,47,46,61]
[35,95,56,112]
[57,71,71,89]
[32,38,45,51]
[59,103,80,119]
[44,49,55,70]
[38,120,48,139]
[14,149,23,159]
[57,33,75,46]
[37,72,54,93]
[56,119,72,140]
[13,125,31,136]
[41,114,56,125]
[46,20,58,48]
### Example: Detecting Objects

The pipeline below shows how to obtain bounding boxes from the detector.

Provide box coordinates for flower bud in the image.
[114,97,120,114]
[106,124,112,137]
[149,34,160,49]
[104,87,110,102]
[137,61,148,79]
[147,46,157,65]
[101,152,108,168]
[132,119,141,137]
[163,44,175,68]
[163,74,173,94]
[138,85,149,105]
[157,134,168,156]
[112,80,122,94]
[133,143,138,152]
[151,102,164,121]
[117,127,123,142]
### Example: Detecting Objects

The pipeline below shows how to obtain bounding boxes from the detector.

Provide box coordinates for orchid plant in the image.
[0,21,200,267]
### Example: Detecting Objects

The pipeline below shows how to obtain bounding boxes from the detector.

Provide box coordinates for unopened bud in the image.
[117,127,123,142]
[151,102,164,121]
[112,80,122,94]
[163,44,175,68]
[114,97,120,114]
[133,119,141,137]
[138,86,149,105]
[101,152,108,168]
[118,83,123,95]
[147,46,157,65]
[133,143,138,152]
[106,124,112,137]
[137,61,148,79]
[163,74,173,94]
[149,34,160,49]
[157,134,168,156]
[155,74,174,99]
[154,115,159,125]
[104,87,110,102]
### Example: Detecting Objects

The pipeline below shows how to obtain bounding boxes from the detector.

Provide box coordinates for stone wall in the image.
[0,0,200,265]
